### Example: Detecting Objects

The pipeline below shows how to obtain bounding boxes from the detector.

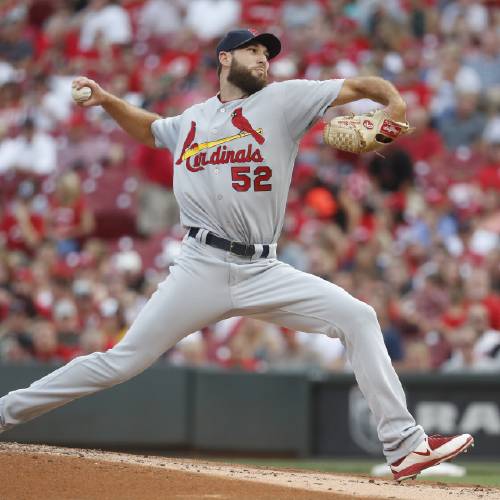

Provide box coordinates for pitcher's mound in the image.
[0,443,498,500]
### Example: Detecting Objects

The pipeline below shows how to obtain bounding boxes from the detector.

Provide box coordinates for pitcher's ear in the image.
[219,51,232,69]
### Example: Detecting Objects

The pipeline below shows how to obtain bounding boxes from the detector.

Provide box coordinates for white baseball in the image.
[72,85,92,103]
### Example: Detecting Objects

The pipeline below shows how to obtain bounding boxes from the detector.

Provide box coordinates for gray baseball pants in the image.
[0,235,424,463]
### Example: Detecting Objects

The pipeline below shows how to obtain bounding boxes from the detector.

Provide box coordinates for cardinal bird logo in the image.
[231,108,265,145]
[176,120,197,165]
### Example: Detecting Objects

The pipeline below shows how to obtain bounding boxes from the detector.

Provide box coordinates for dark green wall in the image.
[0,364,311,455]
[1,365,499,458]
[192,368,311,455]
[1,364,190,447]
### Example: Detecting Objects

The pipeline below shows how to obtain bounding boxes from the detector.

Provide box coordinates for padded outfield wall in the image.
[0,364,499,458]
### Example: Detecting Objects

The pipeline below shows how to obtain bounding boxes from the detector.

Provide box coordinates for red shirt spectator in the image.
[397,107,445,164]
[483,295,500,331]
[30,320,79,363]
[398,81,433,109]
[240,0,283,28]
[47,172,94,245]
[0,201,45,253]
[50,196,86,239]
[477,162,500,191]
[134,143,174,189]
[397,127,444,164]
[158,49,201,79]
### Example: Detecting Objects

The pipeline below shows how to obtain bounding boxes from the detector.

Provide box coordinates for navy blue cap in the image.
[216,29,281,60]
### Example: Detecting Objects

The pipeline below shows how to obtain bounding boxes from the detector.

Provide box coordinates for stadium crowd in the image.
[0,0,499,373]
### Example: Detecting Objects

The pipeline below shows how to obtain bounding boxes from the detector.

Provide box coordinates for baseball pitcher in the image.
[0,29,473,481]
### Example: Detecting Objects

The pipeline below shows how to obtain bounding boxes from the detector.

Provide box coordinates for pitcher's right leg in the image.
[0,241,231,432]
[233,259,424,465]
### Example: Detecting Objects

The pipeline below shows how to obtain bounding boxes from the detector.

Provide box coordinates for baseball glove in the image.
[323,109,410,154]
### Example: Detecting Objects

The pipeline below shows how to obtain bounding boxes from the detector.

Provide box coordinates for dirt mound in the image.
[0,443,498,500]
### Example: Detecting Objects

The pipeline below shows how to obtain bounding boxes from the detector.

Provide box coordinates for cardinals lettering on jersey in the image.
[176,109,265,172]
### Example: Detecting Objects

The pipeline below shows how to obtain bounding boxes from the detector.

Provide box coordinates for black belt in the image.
[188,227,270,258]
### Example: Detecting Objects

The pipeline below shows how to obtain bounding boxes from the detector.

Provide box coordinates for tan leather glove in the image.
[323,109,410,154]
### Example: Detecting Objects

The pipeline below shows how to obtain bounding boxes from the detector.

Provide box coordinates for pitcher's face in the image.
[226,43,270,95]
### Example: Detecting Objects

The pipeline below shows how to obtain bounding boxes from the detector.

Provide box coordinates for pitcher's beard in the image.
[227,59,267,96]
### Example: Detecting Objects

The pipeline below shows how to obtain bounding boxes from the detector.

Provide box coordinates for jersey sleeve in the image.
[274,79,345,141]
[151,115,182,152]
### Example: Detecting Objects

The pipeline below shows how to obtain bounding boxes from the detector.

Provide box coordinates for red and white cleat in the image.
[391,434,474,482]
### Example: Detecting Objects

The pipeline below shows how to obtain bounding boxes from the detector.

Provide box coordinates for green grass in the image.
[213,458,500,487]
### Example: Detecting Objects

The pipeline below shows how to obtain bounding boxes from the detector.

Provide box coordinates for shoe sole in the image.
[394,435,475,482]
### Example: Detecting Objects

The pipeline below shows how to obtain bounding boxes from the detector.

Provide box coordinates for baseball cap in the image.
[216,29,281,60]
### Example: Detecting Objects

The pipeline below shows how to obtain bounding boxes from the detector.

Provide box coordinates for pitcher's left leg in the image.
[235,260,424,464]
[0,239,232,433]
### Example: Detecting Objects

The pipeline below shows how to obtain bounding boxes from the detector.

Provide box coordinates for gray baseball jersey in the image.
[151,79,344,244]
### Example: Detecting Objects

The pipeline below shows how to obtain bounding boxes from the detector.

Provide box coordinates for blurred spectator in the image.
[441,324,499,373]
[0,82,24,131]
[47,171,95,255]
[335,0,403,35]
[171,331,208,367]
[138,0,185,38]
[0,181,45,254]
[465,29,500,92]
[79,0,132,51]
[52,297,80,346]
[79,327,111,355]
[437,90,486,150]
[240,0,283,30]
[468,303,500,358]
[464,269,500,331]
[268,329,340,371]
[479,116,500,191]
[406,0,439,40]
[185,0,241,41]
[402,340,433,373]
[371,289,405,366]
[28,74,73,133]
[396,106,444,166]
[99,297,126,343]
[0,117,57,175]
[368,149,414,192]
[72,279,99,329]
[133,143,178,235]
[440,0,489,36]
[282,0,322,29]
[0,299,32,363]
[0,10,34,65]
[30,320,78,363]
[427,43,482,122]
[58,112,112,171]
